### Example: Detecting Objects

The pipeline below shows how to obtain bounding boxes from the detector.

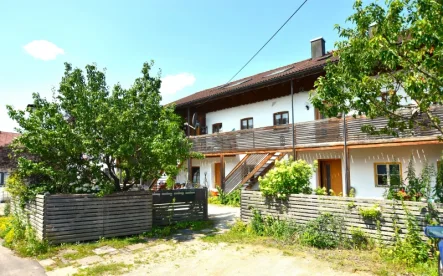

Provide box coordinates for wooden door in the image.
[214,163,221,188]
[319,159,343,195]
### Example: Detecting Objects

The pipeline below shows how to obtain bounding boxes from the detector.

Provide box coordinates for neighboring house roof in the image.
[172,53,337,108]
[0,131,20,147]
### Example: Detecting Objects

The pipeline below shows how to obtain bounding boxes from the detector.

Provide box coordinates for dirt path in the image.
[44,205,372,275]
[123,240,367,276]
[123,205,368,276]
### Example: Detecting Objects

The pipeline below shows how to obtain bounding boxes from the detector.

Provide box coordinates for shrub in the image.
[4,202,11,216]
[212,187,240,207]
[434,154,443,202]
[314,187,327,195]
[259,159,316,199]
[383,204,432,265]
[385,158,435,202]
[0,215,48,257]
[300,212,345,249]
[230,220,248,233]
[358,204,382,221]
[249,209,265,235]
[208,196,221,205]
[349,227,373,250]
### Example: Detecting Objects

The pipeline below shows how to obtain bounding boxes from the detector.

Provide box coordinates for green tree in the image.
[7,61,193,194]
[311,0,443,136]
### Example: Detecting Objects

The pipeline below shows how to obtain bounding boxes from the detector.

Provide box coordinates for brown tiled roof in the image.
[172,53,337,107]
[0,131,20,147]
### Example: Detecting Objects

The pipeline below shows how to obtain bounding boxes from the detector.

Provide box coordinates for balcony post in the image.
[291,80,296,159]
[187,158,192,186]
[187,108,191,136]
[220,154,225,191]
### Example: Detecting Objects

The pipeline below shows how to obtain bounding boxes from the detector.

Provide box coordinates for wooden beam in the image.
[203,149,288,157]
[296,146,344,152]
[240,154,274,185]
[225,154,250,181]
[348,139,441,149]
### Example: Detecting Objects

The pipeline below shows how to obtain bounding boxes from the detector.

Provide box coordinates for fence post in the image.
[204,188,208,220]
[42,194,47,240]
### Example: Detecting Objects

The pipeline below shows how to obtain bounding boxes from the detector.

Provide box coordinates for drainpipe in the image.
[291,80,296,159]
[343,113,350,195]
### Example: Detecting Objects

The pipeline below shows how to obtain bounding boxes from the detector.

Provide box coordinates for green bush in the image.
[250,209,265,235]
[385,158,434,202]
[358,204,382,221]
[259,159,316,199]
[208,196,221,205]
[0,215,48,257]
[211,187,240,207]
[3,202,11,216]
[300,213,345,249]
[314,187,327,195]
[349,227,373,250]
[383,204,432,266]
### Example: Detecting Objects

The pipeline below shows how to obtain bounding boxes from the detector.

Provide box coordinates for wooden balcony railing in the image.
[190,106,443,154]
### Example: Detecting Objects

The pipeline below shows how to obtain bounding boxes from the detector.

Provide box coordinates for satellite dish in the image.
[191,112,200,127]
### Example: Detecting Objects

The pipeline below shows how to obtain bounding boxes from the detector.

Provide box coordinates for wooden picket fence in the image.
[241,190,443,243]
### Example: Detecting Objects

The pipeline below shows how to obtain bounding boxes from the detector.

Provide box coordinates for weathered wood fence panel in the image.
[153,188,208,226]
[241,190,442,243]
[13,192,152,243]
[10,195,46,240]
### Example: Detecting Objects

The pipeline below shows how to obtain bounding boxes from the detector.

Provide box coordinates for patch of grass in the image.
[73,262,133,276]
[12,218,213,262]
[202,214,436,276]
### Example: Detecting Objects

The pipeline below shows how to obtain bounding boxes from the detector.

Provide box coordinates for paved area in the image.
[208,204,240,230]
[0,243,46,276]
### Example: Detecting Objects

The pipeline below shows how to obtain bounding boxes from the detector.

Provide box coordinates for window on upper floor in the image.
[241,118,253,130]
[374,162,401,187]
[212,123,222,133]
[273,112,289,126]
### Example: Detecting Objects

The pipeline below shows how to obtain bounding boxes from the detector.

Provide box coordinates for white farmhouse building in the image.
[169,38,443,199]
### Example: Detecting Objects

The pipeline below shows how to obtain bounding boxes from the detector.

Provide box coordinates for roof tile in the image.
[171,54,336,107]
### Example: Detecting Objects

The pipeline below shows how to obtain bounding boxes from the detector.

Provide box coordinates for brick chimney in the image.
[310,37,325,59]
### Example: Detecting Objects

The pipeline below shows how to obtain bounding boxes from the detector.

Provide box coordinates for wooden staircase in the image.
[244,152,286,190]
[224,152,286,194]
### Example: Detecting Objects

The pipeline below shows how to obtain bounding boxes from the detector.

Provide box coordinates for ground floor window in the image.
[192,167,200,184]
[374,162,401,187]
[0,172,5,186]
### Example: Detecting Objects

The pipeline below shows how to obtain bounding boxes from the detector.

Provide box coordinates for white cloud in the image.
[23,40,65,61]
[160,73,196,95]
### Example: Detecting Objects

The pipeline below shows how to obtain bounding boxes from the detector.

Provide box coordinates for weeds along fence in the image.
[10,188,208,244]
[153,188,208,226]
[241,190,443,243]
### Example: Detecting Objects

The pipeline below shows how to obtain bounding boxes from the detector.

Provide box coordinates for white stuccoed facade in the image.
[176,89,442,198]
[205,92,313,134]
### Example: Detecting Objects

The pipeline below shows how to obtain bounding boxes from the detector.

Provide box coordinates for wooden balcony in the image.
[189,107,443,154]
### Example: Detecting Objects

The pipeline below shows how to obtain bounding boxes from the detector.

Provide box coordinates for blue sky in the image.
[0,0,357,132]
